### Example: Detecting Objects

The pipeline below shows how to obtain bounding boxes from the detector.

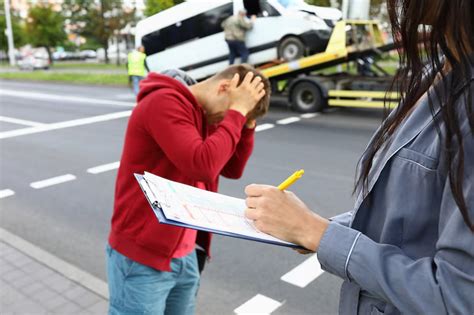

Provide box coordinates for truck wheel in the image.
[290,81,325,113]
[278,37,305,61]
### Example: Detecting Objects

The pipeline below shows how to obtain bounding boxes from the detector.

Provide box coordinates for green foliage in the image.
[25,4,67,62]
[304,0,334,6]
[0,4,27,52]
[144,0,184,17]
[63,0,136,63]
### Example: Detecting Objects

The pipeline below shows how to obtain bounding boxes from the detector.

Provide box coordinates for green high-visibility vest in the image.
[128,51,147,77]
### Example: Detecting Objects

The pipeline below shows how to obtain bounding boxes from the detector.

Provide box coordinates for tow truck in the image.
[259,20,399,112]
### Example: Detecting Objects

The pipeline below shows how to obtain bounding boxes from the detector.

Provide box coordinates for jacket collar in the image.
[352,73,447,213]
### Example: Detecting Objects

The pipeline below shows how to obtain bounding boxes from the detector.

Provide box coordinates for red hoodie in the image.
[108,73,255,271]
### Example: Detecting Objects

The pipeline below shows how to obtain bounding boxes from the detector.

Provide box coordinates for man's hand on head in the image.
[228,72,266,117]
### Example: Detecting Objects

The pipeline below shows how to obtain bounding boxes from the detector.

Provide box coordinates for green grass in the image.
[0,71,128,86]
[51,62,125,70]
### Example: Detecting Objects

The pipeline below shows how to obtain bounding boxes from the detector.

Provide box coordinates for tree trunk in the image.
[116,34,120,66]
[45,46,53,65]
[104,41,109,64]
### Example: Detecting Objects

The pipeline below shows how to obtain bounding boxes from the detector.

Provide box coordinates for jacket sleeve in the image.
[317,130,474,314]
[239,17,253,30]
[329,211,353,227]
[142,92,247,182]
[220,125,255,179]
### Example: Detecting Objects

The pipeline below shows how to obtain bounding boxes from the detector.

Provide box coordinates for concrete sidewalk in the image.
[0,231,108,314]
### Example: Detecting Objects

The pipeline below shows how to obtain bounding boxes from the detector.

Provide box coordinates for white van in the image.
[136,0,337,80]
[276,0,342,27]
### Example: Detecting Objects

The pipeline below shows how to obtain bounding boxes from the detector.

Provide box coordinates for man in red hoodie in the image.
[106,65,270,314]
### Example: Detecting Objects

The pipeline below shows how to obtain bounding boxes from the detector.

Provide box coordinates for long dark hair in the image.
[355,0,474,231]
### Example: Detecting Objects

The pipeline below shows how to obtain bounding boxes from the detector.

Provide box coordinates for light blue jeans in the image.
[106,245,200,315]
[131,75,144,95]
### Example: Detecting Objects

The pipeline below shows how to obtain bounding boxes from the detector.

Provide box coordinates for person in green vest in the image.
[127,46,147,95]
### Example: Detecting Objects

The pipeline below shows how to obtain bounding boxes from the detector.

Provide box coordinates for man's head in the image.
[197,64,271,124]
[137,46,145,53]
[238,9,247,17]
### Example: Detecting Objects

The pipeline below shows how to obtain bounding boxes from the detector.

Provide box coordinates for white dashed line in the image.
[0,110,132,140]
[234,294,282,314]
[276,117,301,125]
[280,254,324,288]
[300,113,320,119]
[30,174,77,189]
[255,123,275,132]
[0,228,108,299]
[0,116,46,127]
[0,89,135,107]
[87,161,120,174]
[0,189,15,199]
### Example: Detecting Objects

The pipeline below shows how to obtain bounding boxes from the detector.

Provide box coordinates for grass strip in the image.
[0,71,128,86]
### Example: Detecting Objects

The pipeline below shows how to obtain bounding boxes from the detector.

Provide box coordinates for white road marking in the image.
[276,117,301,125]
[87,161,120,174]
[115,93,136,100]
[30,174,76,189]
[234,294,282,314]
[280,254,324,288]
[0,116,46,127]
[0,189,15,199]
[0,110,132,140]
[0,89,135,107]
[255,123,275,132]
[300,113,320,119]
[0,228,108,299]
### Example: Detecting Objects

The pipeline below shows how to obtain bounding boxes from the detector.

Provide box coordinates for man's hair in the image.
[212,64,271,120]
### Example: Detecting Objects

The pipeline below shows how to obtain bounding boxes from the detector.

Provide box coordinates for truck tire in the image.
[278,37,305,61]
[290,80,326,113]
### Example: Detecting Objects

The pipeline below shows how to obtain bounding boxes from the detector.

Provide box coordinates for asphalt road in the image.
[0,79,383,314]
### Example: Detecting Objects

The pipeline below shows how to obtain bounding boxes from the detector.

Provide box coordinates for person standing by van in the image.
[127,46,147,95]
[221,10,256,64]
[107,65,271,315]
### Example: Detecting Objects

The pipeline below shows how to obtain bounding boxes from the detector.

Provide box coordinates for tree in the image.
[144,0,184,17]
[0,0,27,54]
[63,0,136,63]
[25,4,67,64]
[304,0,333,6]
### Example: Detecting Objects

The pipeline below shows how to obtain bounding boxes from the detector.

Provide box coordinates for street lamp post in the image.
[4,0,16,66]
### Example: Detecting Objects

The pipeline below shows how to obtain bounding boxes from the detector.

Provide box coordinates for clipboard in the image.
[135,172,300,248]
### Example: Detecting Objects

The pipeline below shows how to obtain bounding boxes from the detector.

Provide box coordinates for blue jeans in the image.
[131,75,144,95]
[225,40,249,64]
[106,245,200,315]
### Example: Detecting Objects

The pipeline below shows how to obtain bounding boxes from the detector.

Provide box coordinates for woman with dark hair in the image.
[244,0,473,313]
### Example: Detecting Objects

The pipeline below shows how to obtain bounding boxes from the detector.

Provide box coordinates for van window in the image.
[244,0,280,17]
[244,0,260,16]
[200,3,233,37]
[142,3,233,56]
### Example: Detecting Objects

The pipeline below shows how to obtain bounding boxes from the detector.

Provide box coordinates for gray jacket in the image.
[221,15,253,42]
[317,69,474,314]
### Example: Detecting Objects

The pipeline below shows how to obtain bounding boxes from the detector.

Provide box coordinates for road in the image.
[0,79,383,314]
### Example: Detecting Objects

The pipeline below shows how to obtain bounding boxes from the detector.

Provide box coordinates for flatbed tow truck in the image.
[259,20,399,112]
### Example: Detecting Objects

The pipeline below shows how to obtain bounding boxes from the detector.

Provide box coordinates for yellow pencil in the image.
[277,169,304,191]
